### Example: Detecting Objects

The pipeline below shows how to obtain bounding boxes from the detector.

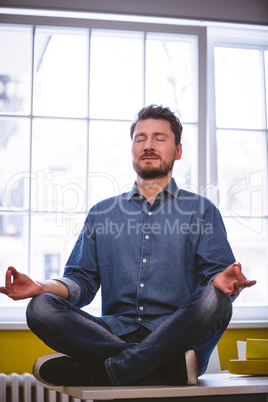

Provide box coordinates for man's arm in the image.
[211,262,256,296]
[0,266,69,301]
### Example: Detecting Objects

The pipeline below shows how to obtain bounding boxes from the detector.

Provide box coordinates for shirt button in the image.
[140,283,144,287]
[148,212,152,216]
[139,306,144,311]
[142,258,147,263]
[145,235,149,239]
[138,317,142,322]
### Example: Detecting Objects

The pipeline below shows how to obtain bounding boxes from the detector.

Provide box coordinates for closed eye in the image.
[134,135,146,143]
[154,135,167,142]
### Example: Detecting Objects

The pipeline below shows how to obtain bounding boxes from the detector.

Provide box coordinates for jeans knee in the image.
[213,285,232,317]
[201,285,232,324]
[194,286,232,354]
[26,293,56,331]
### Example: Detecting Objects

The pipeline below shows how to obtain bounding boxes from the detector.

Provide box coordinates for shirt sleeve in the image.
[195,204,236,286]
[60,210,101,308]
[56,277,81,304]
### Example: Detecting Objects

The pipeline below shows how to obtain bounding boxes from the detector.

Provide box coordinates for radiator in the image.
[0,373,83,402]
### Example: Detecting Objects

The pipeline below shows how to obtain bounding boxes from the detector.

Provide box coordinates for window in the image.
[0,19,201,320]
[208,27,268,321]
[0,11,267,324]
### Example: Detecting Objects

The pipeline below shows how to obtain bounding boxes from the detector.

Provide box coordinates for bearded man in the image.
[0,105,256,387]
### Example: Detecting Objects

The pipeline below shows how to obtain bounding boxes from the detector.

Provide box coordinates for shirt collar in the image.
[127,178,180,201]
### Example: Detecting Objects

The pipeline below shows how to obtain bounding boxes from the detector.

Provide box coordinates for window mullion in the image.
[142,31,146,106]
[28,24,36,277]
[207,32,219,206]
[86,27,91,211]
[197,27,208,195]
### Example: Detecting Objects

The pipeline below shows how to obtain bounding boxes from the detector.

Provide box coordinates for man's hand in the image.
[0,266,43,300]
[0,266,69,301]
[212,262,256,296]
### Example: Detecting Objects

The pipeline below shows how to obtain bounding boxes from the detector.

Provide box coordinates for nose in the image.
[144,139,154,151]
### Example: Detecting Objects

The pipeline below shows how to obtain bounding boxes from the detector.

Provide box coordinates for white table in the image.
[43,373,268,402]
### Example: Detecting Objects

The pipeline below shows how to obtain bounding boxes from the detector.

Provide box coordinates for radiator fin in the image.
[0,373,84,402]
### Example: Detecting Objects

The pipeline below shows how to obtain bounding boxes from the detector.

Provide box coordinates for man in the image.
[0,105,256,387]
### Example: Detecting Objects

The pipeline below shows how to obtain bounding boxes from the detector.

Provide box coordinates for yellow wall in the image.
[218,327,268,370]
[0,327,268,374]
[0,330,54,374]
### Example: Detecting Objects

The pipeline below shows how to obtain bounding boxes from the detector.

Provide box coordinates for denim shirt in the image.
[60,178,235,336]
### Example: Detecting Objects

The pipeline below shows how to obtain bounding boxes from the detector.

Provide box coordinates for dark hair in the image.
[130,104,183,146]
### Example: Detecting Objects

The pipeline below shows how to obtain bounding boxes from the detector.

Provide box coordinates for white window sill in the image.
[1,320,268,330]
[0,322,29,330]
[228,320,268,329]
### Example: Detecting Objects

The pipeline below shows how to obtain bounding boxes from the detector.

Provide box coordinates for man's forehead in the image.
[134,118,172,135]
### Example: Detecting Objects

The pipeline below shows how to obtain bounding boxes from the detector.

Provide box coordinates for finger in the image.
[5,266,19,288]
[7,266,18,277]
[232,281,240,295]
[233,262,242,271]
[0,287,8,295]
[245,280,257,288]
[5,268,12,289]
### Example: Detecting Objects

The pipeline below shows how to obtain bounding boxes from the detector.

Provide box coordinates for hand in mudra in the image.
[212,262,256,296]
[0,266,42,300]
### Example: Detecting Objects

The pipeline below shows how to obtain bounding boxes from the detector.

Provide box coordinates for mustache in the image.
[139,152,161,159]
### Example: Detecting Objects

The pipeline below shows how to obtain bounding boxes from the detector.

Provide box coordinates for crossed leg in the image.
[26,285,232,385]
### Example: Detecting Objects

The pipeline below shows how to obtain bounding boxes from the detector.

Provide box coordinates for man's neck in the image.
[136,174,172,205]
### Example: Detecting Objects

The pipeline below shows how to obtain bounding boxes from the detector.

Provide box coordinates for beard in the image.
[133,152,176,179]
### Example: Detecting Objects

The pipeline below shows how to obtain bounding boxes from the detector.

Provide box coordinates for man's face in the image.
[131,118,182,180]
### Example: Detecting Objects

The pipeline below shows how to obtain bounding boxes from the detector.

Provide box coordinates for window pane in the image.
[172,124,198,189]
[88,120,135,207]
[0,117,30,210]
[31,118,87,212]
[90,30,143,120]
[33,27,88,117]
[0,213,28,269]
[0,212,29,308]
[214,47,264,129]
[0,25,32,115]
[146,33,197,123]
[224,217,268,306]
[217,130,267,216]
[30,213,85,280]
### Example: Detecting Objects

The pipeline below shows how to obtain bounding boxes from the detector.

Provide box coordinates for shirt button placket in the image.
[137,208,153,322]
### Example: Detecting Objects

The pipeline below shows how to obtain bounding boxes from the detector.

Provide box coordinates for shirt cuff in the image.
[56,277,81,304]
[208,273,220,285]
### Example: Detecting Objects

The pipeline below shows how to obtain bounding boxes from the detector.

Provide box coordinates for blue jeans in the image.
[26,285,232,385]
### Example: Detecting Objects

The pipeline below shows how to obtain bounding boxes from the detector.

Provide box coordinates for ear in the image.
[175,143,182,160]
